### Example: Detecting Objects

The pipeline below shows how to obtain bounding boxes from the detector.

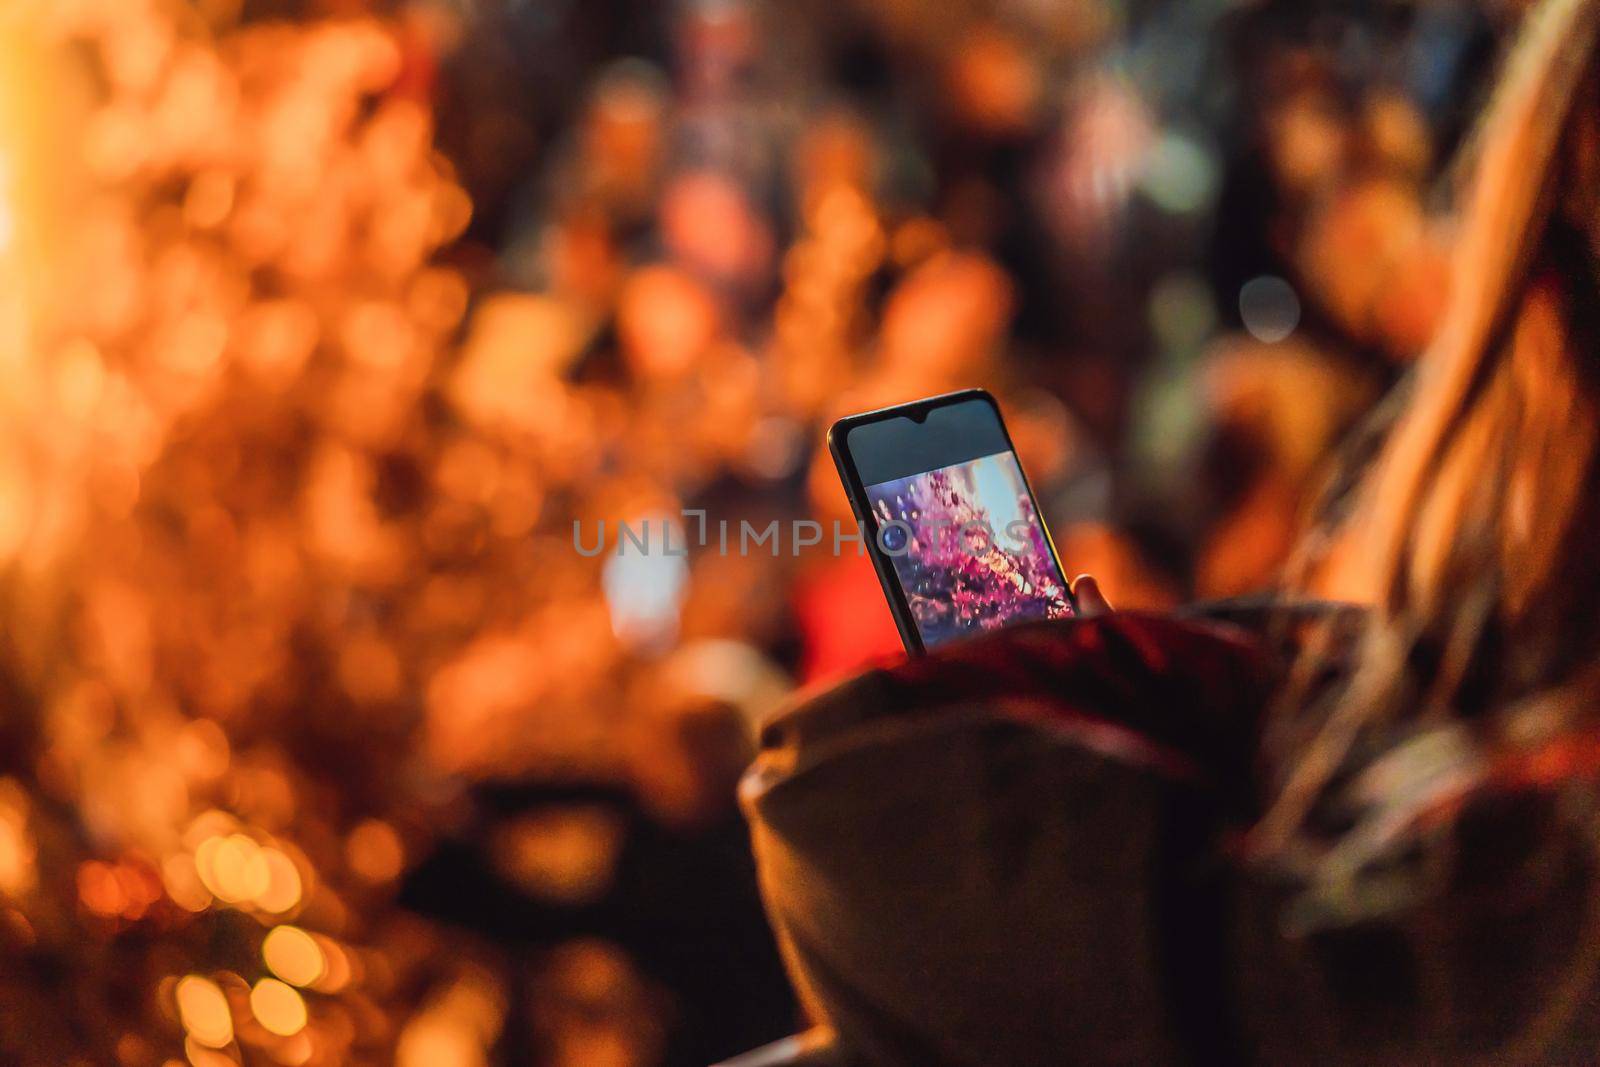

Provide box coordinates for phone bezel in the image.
[827,387,1076,654]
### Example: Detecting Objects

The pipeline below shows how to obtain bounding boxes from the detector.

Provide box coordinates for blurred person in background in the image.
[731,1,1600,1064]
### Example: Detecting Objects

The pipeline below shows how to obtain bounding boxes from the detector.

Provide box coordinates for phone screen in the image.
[836,393,1073,650]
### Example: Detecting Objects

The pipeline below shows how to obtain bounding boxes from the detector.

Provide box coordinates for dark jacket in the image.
[724,612,1600,1066]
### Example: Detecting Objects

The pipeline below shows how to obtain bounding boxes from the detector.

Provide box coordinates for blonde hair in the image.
[1265,0,1600,847]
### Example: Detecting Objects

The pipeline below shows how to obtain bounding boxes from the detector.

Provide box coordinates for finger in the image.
[1071,574,1113,617]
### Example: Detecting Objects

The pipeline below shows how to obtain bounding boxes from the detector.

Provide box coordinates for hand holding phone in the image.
[829,389,1078,653]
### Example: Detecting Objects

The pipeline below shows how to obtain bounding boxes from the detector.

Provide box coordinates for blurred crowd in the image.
[0,0,1512,1064]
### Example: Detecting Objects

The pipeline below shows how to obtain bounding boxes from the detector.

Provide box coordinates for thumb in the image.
[1071,574,1113,617]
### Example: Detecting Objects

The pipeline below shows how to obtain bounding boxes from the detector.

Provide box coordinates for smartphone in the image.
[829,389,1076,653]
